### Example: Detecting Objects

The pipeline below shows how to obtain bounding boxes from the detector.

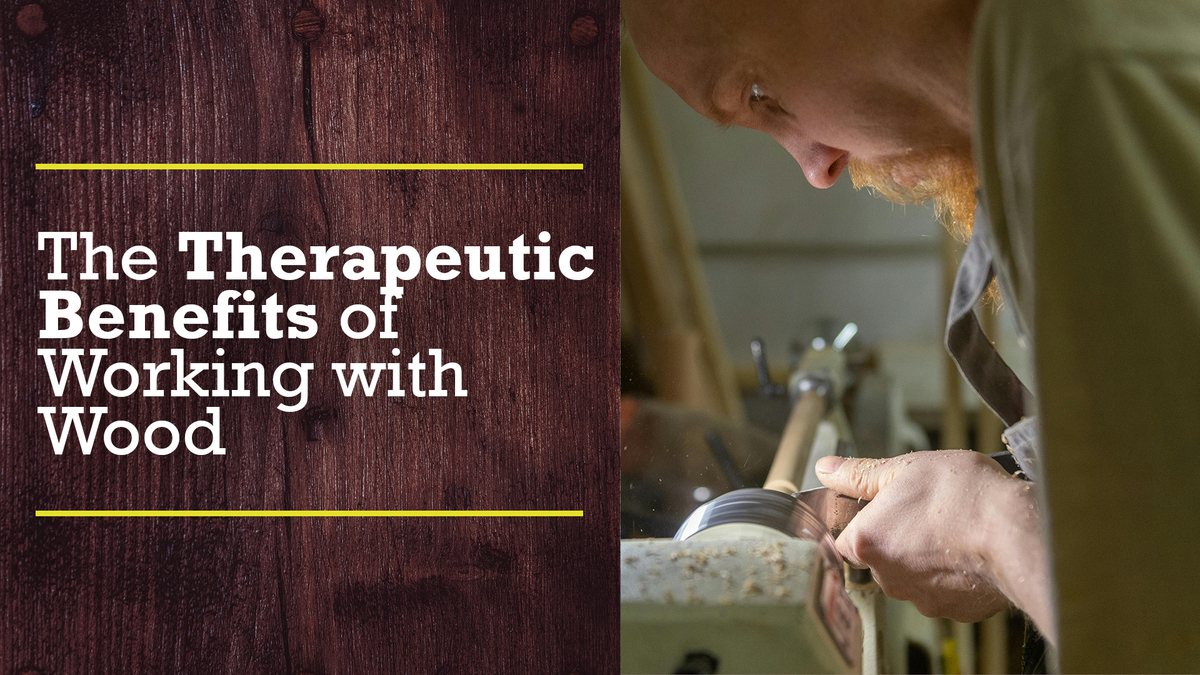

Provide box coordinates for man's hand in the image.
[815,451,1054,638]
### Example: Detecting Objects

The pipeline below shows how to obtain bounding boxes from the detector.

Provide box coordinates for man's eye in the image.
[749,83,769,105]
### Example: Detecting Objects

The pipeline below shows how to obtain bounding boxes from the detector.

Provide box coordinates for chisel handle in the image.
[763,389,828,494]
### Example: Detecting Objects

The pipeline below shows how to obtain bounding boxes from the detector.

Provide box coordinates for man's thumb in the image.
[815,456,894,500]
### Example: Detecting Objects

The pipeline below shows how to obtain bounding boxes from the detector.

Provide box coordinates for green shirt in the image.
[973,0,1200,669]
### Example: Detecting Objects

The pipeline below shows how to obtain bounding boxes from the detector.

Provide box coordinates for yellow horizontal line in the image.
[37,510,583,518]
[36,163,582,171]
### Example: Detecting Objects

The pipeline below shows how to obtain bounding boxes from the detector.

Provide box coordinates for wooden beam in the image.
[620,38,746,423]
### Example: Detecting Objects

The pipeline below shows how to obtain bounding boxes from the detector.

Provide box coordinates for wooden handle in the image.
[763,389,828,493]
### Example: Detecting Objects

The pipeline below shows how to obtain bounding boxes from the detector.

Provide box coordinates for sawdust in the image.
[671,547,734,564]
[639,541,810,605]
[740,541,789,581]
[742,578,763,596]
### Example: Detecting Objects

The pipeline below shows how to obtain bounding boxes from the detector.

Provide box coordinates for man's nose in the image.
[791,142,850,189]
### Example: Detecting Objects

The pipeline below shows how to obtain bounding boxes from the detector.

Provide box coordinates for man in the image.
[625,0,1200,670]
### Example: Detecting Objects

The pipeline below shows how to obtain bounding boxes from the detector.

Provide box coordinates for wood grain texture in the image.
[0,1,619,672]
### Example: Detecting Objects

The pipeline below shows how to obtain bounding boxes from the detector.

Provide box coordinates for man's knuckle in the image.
[851,459,881,493]
[915,606,937,619]
[913,598,945,619]
[844,530,878,563]
[874,575,910,602]
[852,473,872,495]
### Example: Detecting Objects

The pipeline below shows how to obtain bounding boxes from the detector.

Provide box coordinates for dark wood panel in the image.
[0,1,619,672]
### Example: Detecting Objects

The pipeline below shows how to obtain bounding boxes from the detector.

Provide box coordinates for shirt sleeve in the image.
[1013,50,1200,670]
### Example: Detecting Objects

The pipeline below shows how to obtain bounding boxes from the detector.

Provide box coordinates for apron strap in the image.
[944,207,1034,428]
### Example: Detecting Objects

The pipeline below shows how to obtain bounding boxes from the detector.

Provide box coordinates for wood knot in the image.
[17,3,47,36]
[256,210,303,238]
[302,406,336,441]
[569,15,598,47]
[292,8,324,43]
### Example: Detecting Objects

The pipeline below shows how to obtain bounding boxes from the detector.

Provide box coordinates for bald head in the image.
[624,0,979,189]
[624,0,747,121]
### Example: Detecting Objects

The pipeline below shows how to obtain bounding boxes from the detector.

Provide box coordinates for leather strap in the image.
[944,206,1034,427]
[944,205,1041,479]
